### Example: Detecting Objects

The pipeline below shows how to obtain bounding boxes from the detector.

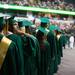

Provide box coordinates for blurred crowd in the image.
[0,0,75,32]
[0,0,75,11]
[25,12,75,31]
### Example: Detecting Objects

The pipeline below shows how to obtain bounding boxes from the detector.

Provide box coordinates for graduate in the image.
[36,29,51,75]
[55,29,63,65]
[20,20,40,75]
[7,16,40,75]
[36,17,49,34]
[0,17,19,75]
[36,17,51,75]
[8,16,25,35]
[62,32,68,49]
[47,24,58,74]
[5,18,25,75]
[22,20,34,34]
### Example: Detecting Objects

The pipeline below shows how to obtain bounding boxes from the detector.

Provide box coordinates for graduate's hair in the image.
[56,30,61,35]
[41,22,47,28]
[0,24,5,32]
[25,26,32,34]
[36,30,44,42]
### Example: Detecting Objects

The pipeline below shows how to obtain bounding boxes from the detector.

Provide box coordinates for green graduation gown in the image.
[47,31,58,74]
[56,34,63,65]
[6,34,24,75]
[54,36,58,73]
[62,34,67,48]
[21,34,40,75]
[39,40,51,75]
[0,34,18,75]
[59,35,63,57]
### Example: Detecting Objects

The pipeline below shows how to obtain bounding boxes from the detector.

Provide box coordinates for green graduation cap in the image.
[22,20,33,26]
[57,28,62,32]
[8,16,16,25]
[49,25,57,31]
[55,26,62,32]
[40,17,50,23]
[38,26,49,35]
[49,25,62,33]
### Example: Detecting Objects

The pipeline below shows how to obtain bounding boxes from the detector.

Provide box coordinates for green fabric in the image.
[54,36,58,73]
[49,25,57,31]
[49,59,54,75]
[0,17,5,31]
[56,38,61,65]
[38,26,49,35]
[21,34,40,75]
[47,31,58,74]
[8,16,15,25]
[59,35,64,57]
[62,34,68,46]
[0,34,18,75]
[0,34,3,41]
[56,35,63,65]
[47,31,56,60]
[36,30,51,75]
[40,17,49,23]
[39,40,51,75]
[22,20,33,26]
[49,25,61,32]
[6,34,24,75]
[57,29,61,32]
[0,17,5,25]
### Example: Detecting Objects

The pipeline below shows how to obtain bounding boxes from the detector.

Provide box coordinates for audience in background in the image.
[0,0,75,11]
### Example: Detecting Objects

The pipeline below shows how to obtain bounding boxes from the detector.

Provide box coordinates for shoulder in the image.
[8,41,17,50]
[7,34,22,41]
[43,40,50,46]
[7,34,19,38]
[47,31,54,36]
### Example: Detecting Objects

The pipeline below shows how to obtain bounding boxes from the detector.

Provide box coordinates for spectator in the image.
[69,34,74,49]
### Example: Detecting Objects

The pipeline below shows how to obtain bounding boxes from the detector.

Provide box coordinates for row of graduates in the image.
[0,16,65,75]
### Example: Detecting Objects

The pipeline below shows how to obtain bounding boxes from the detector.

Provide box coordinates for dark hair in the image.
[36,30,44,41]
[41,22,47,28]
[0,24,5,32]
[18,21,22,27]
[56,30,61,35]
